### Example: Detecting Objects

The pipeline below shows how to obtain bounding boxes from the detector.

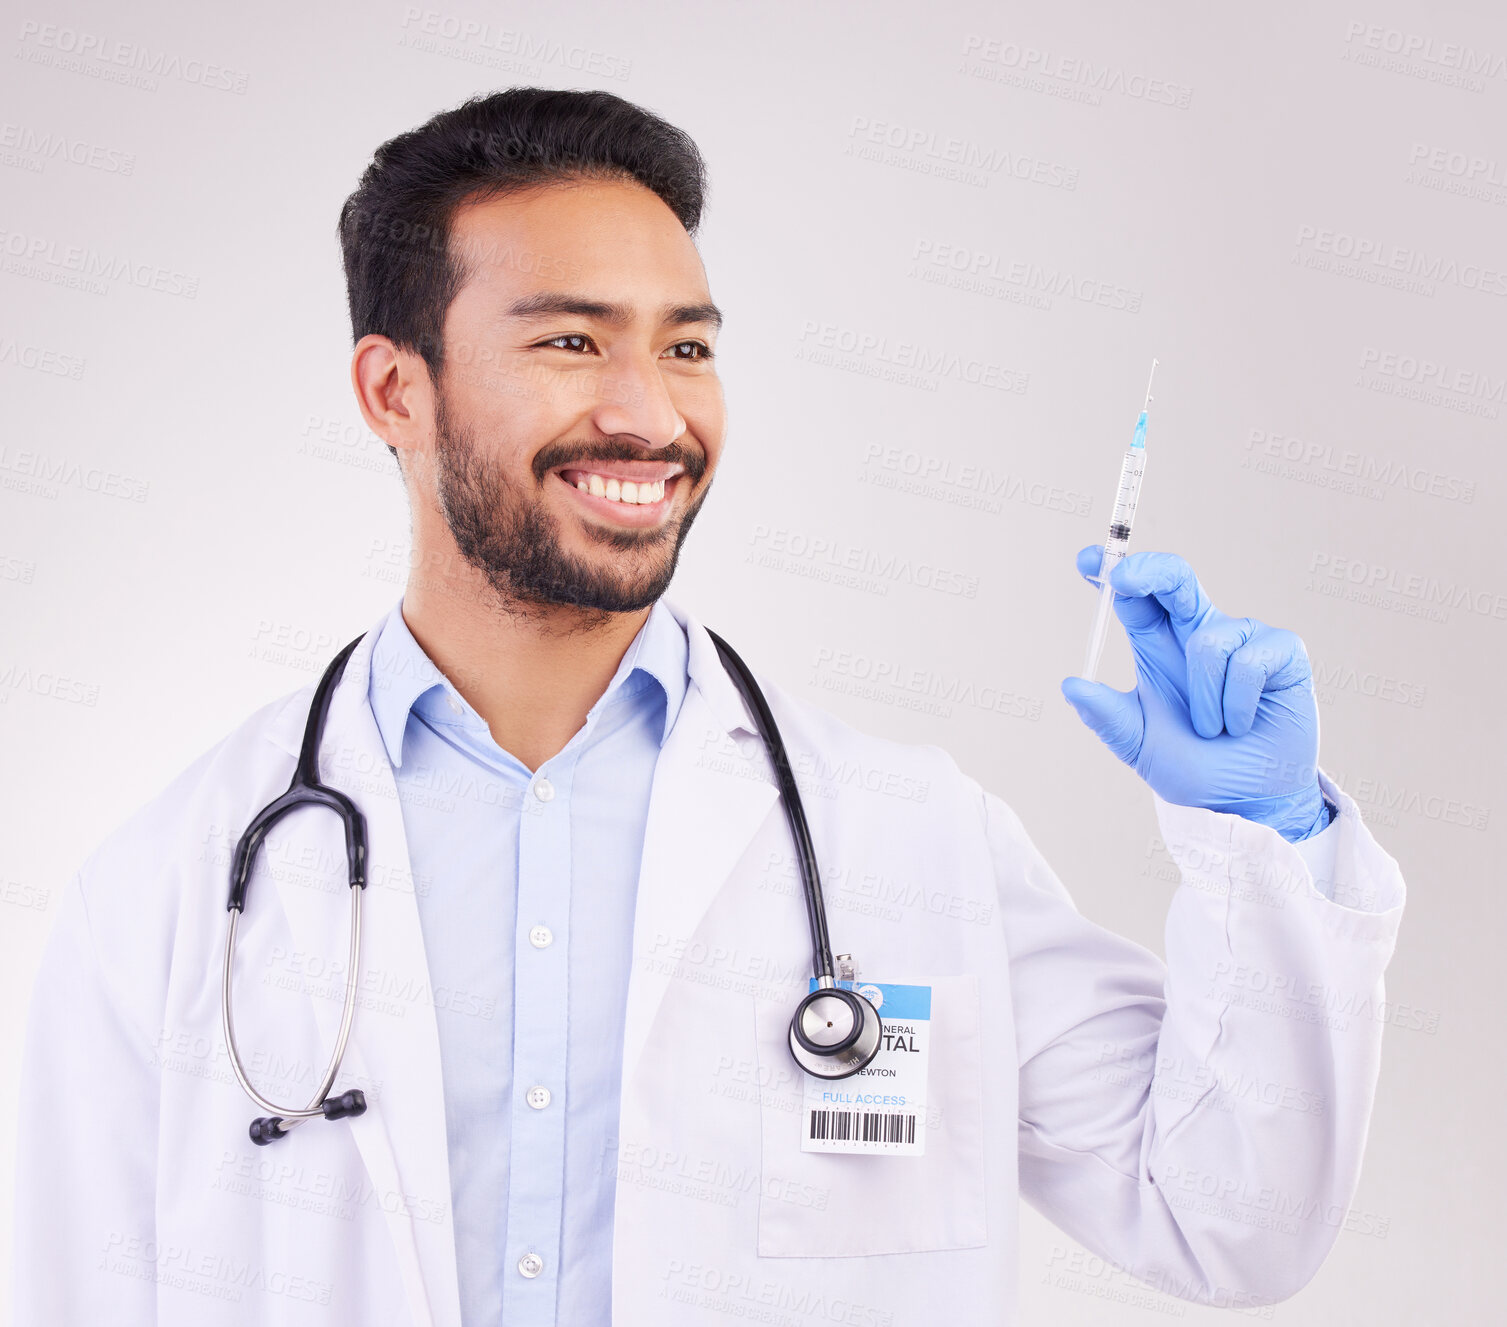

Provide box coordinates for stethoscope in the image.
[223,629,882,1146]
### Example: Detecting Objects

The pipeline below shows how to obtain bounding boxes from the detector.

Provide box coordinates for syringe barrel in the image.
[1082,570,1118,680]
[1107,447,1147,541]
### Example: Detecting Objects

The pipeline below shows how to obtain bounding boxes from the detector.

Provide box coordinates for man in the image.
[15,87,1405,1326]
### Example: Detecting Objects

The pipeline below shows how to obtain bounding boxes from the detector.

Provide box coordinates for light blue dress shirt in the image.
[367,595,690,1326]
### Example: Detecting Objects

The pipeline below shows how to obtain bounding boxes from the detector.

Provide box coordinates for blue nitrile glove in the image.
[1061,547,1330,843]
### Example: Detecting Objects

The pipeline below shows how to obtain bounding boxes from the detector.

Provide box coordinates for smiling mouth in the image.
[552,468,681,526]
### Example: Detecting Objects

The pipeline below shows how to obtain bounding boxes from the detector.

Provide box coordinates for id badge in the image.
[800,980,931,1157]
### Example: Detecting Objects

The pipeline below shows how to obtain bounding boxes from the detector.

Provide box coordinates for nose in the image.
[589,350,688,450]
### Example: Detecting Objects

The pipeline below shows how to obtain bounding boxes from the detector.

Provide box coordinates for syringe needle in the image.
[1143,357,1159,410]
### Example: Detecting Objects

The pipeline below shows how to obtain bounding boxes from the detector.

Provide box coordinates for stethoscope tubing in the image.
[705,629,838,988]
[222,633,368,1133]
[221,884,364,1127]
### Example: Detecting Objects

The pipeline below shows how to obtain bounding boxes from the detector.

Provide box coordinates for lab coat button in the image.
[529,925,553,949]
[517,1252,544,1278]
[526,1085,551,1110]
[533,777,554,801]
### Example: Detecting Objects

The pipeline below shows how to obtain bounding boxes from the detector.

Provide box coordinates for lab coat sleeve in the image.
[13,872,160,1325]
[986,766,1405,1308]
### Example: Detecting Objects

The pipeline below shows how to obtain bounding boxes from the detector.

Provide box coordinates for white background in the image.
[2,1,1501,1320]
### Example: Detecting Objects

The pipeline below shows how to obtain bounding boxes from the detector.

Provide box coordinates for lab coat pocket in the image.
[752,974,988,1257]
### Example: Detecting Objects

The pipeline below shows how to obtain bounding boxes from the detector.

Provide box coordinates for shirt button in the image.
[526,1085,551,1110]
[533,776,555,801]
[446,695,463,715]
[529,925,553,949]
[517,1252,544,1279]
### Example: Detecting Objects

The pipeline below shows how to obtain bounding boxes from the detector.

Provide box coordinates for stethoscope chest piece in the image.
[788,985,883,1080]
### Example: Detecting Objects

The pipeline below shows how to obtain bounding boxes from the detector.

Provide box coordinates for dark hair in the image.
[337,87,709,464]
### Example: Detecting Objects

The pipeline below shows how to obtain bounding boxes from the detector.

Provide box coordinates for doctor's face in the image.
[426,178,725,614]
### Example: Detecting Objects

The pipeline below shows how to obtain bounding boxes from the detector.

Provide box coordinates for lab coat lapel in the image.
[265,622,461,1327]
[620,599,780,1080]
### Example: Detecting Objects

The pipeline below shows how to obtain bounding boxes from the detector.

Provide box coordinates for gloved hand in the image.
[1060,548,1329,842]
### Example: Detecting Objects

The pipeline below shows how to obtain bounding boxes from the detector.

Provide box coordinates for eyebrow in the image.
[504,291,724,332]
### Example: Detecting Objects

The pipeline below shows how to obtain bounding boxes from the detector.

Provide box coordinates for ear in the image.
[350,334,435,469]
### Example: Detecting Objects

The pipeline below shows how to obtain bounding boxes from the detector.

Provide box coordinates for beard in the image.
[430,385,709,618]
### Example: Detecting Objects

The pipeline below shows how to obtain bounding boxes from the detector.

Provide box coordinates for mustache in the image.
[533,440,706,483]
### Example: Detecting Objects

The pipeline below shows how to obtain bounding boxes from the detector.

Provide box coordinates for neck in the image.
[399,549,651,776]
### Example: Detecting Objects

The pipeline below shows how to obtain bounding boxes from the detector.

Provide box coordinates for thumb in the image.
[1061,677,1144,765]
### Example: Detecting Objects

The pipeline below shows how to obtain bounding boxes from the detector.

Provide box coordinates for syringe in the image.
[1081,359,1158,683]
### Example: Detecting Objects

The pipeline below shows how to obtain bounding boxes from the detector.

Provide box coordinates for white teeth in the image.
[572,472,666,505]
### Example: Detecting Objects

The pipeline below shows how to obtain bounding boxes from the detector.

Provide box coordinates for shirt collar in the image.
[368,595,690,769]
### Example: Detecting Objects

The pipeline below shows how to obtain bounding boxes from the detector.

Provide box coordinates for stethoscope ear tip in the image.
[249,1116,288,1146]
[321,1089,367,1121]
[249,1088,367,1144]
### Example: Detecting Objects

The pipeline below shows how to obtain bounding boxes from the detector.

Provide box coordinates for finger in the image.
[1076,544,1107,586]
[1186,616,1258,738]
[1225,626,1311,738]
[1110,551,1219,648]
[1061,677,1145,766]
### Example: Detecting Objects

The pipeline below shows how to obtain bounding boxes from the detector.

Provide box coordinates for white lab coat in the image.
[13,595,1406,1325]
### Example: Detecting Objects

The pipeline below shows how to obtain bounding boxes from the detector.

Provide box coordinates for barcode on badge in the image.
[806,1108,917,1146]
